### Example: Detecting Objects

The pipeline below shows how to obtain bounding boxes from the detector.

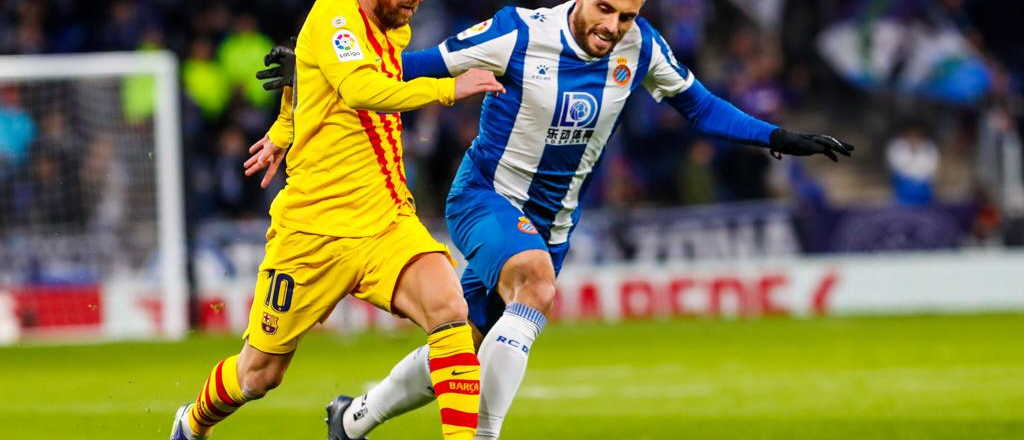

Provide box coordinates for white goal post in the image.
[0,52,187,341]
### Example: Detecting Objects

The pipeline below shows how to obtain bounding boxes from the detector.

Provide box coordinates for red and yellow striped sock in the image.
[188,355,249,436]
[428,325,480,440]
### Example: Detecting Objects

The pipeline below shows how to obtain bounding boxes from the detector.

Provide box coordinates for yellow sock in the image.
[428,325,481,440]
[188,355,249,435]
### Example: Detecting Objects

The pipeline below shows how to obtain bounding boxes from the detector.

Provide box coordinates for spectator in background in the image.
[190,3,234,43]
[630,107,690,203]
[80,134,129,273]
[678,139,716,206]
[217,13,274,108]
[26,149,84,228]
[212,126,262,218]
[0,87,35,231]
[732,52,787,123]
[0,2,46,54]
[98,0,157,52]
[122,27,166,124]
[81,134,127,231]
[976,64,1024,213]
[887,121,939,206]
[183,38,231,121]
[22,110,85,227]
[0,87,35,168]
[659,0,709,69]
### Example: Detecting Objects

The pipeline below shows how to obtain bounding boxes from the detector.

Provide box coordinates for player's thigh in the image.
[244,223,360,354]
[354,214,461,331]
[445,188,550,293]
[392,252,467,331]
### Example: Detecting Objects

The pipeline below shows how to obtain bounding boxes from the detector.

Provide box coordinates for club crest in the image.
[518,216,538,234]
[261,312,279,335]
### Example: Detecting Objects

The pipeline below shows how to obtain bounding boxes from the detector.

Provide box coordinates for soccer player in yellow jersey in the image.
[167,1,505,440]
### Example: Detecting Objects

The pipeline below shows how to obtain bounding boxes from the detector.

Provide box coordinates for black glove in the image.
[256,37,297,91]
[768,128,855,162]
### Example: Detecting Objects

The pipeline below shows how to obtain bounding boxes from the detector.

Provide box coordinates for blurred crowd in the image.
[1,0,1022,227]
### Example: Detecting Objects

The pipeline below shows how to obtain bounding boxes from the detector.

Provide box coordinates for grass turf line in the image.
[1,314,1022,440]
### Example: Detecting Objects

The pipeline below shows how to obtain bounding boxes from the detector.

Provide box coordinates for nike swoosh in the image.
[451,369,478,376]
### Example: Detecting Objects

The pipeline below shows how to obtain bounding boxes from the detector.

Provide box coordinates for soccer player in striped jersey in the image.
[168,0,506,440]
[256,0,853,438]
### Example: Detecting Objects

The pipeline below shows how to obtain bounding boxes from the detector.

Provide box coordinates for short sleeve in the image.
[639,20,695,102]
[437,6,522,76]
[303,6,382,93]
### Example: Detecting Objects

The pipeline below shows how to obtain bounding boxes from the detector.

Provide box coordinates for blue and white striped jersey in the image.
[405,1,776,245]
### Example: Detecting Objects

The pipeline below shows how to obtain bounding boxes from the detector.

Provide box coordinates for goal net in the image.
[0,52,186,343]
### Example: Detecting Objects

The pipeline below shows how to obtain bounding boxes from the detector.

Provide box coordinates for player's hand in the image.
[768,128,855,162]
[244,134,286,188]
[256,38,296,91]
[454,68,506,101]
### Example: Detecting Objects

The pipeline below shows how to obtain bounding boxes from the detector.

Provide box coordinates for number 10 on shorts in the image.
[264,269,295,313]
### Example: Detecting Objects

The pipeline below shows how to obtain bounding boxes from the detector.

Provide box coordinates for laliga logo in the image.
[334,32,354,51]
[557,92,598,127]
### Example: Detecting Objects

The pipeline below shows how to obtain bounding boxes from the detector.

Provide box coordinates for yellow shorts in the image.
[243,214,453,354]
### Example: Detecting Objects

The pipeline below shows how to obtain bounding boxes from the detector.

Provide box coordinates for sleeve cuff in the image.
[437,77,456,107]
[267,122,292,148]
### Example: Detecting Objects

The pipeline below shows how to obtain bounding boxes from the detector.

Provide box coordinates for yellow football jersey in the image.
[266,0,456,237]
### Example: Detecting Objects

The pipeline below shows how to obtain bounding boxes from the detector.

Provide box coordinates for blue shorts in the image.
[446,187,569,334]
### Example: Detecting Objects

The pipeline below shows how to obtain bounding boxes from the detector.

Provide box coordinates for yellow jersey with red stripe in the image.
[266,0,456,237]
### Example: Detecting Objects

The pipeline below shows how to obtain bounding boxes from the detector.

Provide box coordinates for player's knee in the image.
[501,252,557,313]
[517,279,557,315]
[239,366,285,399]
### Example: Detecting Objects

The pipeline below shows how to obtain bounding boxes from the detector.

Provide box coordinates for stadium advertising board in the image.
[190,250,1024,333]
[3,250,1023,342]
[0,202,999,342]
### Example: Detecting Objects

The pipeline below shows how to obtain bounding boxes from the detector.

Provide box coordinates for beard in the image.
[571,12,619,58]
[374,0,417,30]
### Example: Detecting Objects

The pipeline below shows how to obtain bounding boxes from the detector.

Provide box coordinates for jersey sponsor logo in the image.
[530,64,552,81]
[557,92,599,128]
[261,312,279,335]
[612,58,632,85]
[548,91,599,145]
[332,29,364,62]
[545,127,595,146]
[518,216,539,234]
[457,19,492,40]
[332,16,347,28]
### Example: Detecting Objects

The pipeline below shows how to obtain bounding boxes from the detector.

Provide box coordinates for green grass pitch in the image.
[2,314,1023,440]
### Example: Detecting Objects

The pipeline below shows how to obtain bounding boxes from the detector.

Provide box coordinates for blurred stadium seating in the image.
[0,0,1023,339]
[1,2,1023,440]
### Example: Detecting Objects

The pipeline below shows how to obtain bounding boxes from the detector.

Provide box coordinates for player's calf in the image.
[393,252,481,440]
[236,344,291,399]
[473,250,555,440]
[170,346,292,439]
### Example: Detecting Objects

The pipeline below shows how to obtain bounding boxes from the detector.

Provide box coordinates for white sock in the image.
[343,345,435,438]
[474,303,546,440]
